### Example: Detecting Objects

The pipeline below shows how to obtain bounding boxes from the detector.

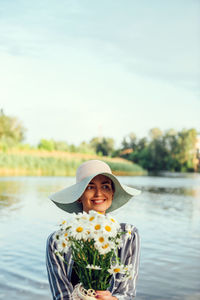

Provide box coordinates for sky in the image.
[0,0,200,147]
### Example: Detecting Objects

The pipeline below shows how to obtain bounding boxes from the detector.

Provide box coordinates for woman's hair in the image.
[111,180,115,193]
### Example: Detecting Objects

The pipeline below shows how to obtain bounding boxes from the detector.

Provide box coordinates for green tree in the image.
[121,132,137,150]
[90,137,115,156]
[127,137,148,167]
[54,141,69,152]
[144,128,167,171]
[96,138,114,156]
[77,142,95,154]
[90,137,100,151]
[174,129,197,171]
[38,139,55,151]
[149,128,163,140]
[121,127,198,173]
[0,109,26,145]
[162,129,179,171]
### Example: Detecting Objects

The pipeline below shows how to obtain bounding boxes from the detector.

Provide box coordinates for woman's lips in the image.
[92,200,105,204]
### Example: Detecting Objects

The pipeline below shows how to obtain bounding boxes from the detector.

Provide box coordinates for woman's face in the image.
[79,174,114,214]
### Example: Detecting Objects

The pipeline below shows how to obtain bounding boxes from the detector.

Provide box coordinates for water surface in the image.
[0,174,200,300]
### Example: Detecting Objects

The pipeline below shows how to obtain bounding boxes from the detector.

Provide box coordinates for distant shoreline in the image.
[0,150,147,176]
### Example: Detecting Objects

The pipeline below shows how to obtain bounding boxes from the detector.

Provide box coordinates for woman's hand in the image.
[95,290,117,300]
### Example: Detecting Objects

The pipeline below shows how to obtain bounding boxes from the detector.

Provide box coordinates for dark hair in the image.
[111,181,115,193]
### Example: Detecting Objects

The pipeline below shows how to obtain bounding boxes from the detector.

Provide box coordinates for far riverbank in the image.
[0,149,147,176]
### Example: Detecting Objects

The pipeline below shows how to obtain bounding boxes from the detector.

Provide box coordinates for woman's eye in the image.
[87,186,93,190]
[103,185,110,190]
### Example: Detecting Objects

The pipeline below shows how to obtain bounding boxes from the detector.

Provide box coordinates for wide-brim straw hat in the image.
[49,160,141,213]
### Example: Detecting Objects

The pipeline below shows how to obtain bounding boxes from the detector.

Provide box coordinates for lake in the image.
[0,174,200,300]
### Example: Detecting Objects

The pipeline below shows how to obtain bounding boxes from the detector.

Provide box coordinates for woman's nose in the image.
[94,186,103,197]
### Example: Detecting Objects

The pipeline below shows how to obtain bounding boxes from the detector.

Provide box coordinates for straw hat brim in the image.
[49,172,141,213]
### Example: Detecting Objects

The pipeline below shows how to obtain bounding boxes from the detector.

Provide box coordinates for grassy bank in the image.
[0,150,147,176]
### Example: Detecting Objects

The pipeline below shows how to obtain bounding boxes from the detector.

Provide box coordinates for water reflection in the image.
[140,185,200,197]
[0,180,22,208]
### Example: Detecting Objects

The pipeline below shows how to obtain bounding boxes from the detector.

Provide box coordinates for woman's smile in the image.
[92,199,105,204]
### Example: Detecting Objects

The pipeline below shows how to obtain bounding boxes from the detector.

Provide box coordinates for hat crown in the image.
[76,160,112,183]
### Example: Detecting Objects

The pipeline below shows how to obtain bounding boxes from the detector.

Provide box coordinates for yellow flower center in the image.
[64,233,68,237]
[89,216,95,221]
[128,231,131,235]
[62,242,67,248]
[99,237,104,243]
[62,220,66,224]
[105,225,111,232]
[76,226,83,232]
[110,218,115,222]
[95,224,101,230]
[102,243,109,249]
[114,268,120,273]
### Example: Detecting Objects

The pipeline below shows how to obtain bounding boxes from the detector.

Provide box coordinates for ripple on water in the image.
[0,175,200,300]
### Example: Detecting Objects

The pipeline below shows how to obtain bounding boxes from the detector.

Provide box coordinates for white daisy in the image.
[123,263,133,273]
[56,237,69,253]
[69,220,89,240]
[106,214,121,230]
[89,211,105,226]
[86,264,102,270]
[96,240,115,255]
[90,218,104,235]
[94,234,107,245]
[60,219,67,226]
[108,263,126,275]
[102,221,117,238]
[123,264,135,279]
[88,210,99,219]
[125,224,134,240]
[115,237,123,248]
[94,233,110,251]
[59,219,70,231]
[76,211,89,222]
[53,230,61,241]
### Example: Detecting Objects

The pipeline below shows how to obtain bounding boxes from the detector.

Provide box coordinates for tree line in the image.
[0,109,199,172]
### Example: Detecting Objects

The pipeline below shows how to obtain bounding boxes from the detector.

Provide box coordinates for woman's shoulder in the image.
[46,231,57,248]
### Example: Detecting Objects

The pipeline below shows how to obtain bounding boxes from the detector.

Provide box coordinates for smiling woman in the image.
[46,160,141,300]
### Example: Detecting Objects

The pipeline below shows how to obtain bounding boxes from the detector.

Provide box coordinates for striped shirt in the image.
[46,223,140,300]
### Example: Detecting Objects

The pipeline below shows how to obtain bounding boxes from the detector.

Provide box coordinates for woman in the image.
[46,160,141,300]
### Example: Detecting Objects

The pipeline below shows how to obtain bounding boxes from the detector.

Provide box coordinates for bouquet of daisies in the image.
[53,210,133,291]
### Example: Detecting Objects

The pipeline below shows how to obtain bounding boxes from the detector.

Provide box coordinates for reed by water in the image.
[0,150,146,176]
